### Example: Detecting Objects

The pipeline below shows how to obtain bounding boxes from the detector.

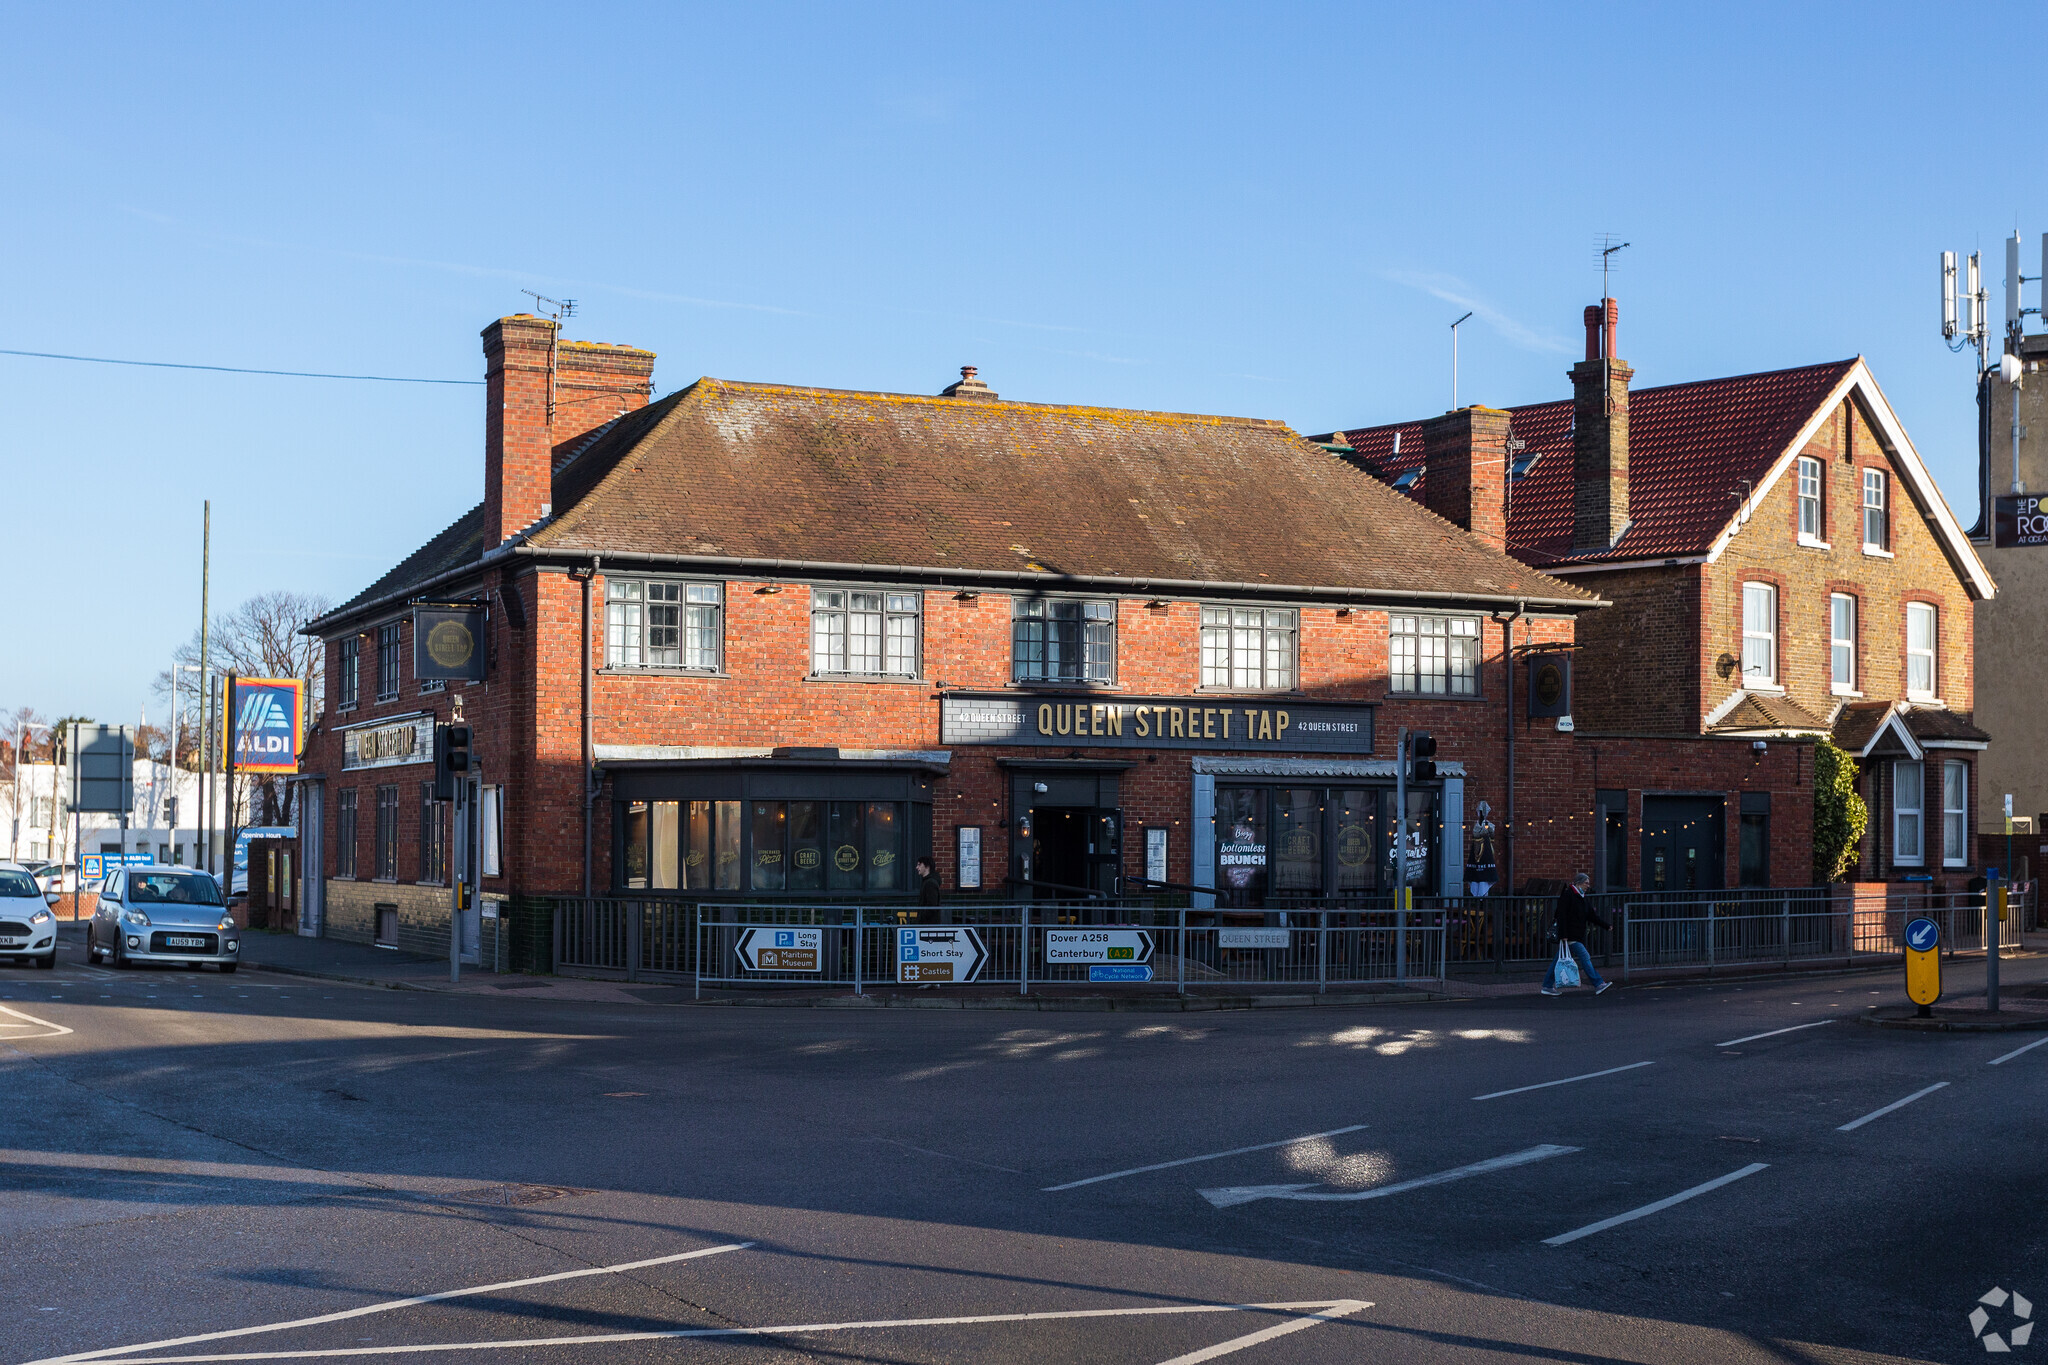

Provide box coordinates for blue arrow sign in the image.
[1905,917,1939,953]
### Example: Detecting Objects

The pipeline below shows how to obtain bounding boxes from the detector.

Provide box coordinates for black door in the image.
[1640,797,1725,892]
[1032,806,1091,895]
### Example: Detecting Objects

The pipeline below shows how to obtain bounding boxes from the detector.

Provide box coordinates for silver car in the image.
[0,862,58,968]
[86,866,240,972]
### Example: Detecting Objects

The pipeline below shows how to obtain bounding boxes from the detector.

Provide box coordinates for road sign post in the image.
[896,927,988,983]
[1044,928,1155,982]
[1904,916,1941,1017]
[736,926,825,973]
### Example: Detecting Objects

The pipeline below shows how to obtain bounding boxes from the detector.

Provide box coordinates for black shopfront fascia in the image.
[608,759,937,897]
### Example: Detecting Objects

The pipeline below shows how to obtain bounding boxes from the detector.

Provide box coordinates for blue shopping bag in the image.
[1552,941,1581,989]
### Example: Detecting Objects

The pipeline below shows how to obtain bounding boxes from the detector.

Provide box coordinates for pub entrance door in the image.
[1640,796,1725,892]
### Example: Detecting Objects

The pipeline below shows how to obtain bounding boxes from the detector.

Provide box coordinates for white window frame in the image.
[606,578,724,672]
[1012,597,1116,685]
[1942,760,1968,868]
[811,588,922,679]
[1893,760,1924,866]
[1796,456,1824,542]
[1199,606,1298,691]
[1906,601,1937,700]
[1829,593,1857,694]
[1862,468,1889,552]
[1389,614,1481,696]
[1740,582,1777,687]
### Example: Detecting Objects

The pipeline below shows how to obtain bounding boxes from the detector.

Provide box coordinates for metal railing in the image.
[553,897,1445,993]
[553,884,2030,987]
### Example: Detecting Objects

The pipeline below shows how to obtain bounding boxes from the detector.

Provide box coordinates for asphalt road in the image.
[3,938,2043,1365]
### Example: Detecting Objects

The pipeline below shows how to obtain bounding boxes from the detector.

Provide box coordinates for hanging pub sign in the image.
[1993,494,2048,548]
[941,693,1374,754]
[1526,653,1572,718]
[413,604,487,682]
[228,678,304,774]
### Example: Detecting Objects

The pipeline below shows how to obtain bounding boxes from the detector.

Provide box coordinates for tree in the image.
[154,591,333,828]
[1813,737,1869,884]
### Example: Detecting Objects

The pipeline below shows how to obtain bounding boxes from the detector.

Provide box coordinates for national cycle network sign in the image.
[228,677,305,774]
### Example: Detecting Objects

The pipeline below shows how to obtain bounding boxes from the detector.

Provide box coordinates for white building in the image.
[4,761,236,868]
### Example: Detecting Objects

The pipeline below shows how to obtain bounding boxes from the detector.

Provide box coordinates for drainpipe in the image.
[1497,600,1525,894]
[580,556,599,897]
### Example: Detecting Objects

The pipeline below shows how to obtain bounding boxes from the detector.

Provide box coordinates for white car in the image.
[0,862,59,968]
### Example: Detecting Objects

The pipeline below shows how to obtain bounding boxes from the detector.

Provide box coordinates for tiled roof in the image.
[1708,692,1830,735]
[1330,360,1859,569]
[1904,708,1990,744]
[1832,701,1895,754]
[322,504,487,623]
[527,379,1594,603]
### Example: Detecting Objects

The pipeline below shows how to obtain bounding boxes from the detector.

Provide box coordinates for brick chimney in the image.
[941,365,998,401]
[482,316,656,544]
[1419,406,1509,550]
[1570,298,1632,551]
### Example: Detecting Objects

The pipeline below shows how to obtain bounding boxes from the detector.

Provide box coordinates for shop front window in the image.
[1215,784,1436,905]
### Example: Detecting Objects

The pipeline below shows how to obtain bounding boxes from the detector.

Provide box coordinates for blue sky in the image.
[4,2,2043,723]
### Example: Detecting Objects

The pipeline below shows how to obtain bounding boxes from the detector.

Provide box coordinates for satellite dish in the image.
[2002,352,2024,386]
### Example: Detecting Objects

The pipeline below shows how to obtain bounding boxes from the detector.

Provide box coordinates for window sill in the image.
[806,673,927,685]
[419,683,446,694]
[1383,691,1487,702]
[1942,860,1968,869]
[371,877,399,885]
[597,667,730,679]
[1010,681,1122,692]
[1741,681,1785,694]
[1797,535,1832,550]
[1862,545,1895,558]
[375,693,401,705]
[1907,693,1942,706]
[336,704,358,715]
[1195,687,1307,698]
[1831,686,1864,698]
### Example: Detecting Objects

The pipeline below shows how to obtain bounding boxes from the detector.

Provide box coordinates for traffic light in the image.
[1409,731,1438,783]
[433,724,472,800]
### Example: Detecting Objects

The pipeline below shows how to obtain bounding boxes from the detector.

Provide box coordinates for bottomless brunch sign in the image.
[941,693,1374,754]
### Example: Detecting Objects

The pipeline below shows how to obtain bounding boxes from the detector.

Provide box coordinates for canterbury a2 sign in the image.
[228,678,304,774]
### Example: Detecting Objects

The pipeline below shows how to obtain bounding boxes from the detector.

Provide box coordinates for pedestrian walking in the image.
[915,856,942,910]
[1543,872,1613,996]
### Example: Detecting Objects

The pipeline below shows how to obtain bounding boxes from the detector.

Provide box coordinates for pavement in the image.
[3,932,2045,1364]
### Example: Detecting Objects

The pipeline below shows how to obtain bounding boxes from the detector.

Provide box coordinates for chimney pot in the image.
[941,366,998,401]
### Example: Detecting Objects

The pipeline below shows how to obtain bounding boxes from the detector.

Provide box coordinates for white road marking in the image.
[1152,1301,1372,1364]
[1201,1143,1579,1208]
[60,1301,1371,1363]
[1717,1020,1833,1047]
[27,1242,753,1365]
[0,1004,74,1038]
[1472,1061,1654,1101]
[1988,1036,2048,1066]
[1836,1082,1949,1131]
[1044,1125,1368,1191]
[1543,1163,1769,1246]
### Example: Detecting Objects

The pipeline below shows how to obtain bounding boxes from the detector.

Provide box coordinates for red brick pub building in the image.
[1320,300,1996,897]
[300,316,1602,958]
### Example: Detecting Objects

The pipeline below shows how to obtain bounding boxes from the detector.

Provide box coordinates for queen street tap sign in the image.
[941,694,1374,754]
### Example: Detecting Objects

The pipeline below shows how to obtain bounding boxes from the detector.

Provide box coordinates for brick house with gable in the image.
[1320,299,1996,894]
[298,315,1605,959]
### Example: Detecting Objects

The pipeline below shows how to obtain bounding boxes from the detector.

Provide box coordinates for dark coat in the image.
[918,872,943,907]
[1553,884,1609,942]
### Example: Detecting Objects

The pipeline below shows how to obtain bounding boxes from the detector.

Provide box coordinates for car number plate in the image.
[0,936,22,946]
[165,936,207,948]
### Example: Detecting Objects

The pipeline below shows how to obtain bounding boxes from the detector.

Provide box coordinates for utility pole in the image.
[198,501,212,874]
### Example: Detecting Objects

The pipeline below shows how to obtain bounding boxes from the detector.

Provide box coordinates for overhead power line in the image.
[0,347,484,385]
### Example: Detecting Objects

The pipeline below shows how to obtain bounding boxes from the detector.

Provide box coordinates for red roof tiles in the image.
[1332,359,1859,569]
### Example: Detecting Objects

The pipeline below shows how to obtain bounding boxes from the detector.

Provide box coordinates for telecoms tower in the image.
[1942,235,2041,494]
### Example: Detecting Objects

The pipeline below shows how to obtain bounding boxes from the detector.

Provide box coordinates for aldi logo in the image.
[228,678,304,774]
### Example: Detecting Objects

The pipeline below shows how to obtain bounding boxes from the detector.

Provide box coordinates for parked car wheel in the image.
[83,926,98,964]
[112,936,131,970]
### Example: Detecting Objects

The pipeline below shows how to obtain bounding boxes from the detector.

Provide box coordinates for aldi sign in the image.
[228,678,304,774]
